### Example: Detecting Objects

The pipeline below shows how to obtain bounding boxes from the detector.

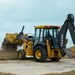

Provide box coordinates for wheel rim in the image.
[35,50,41,59]
[18,52,22,58]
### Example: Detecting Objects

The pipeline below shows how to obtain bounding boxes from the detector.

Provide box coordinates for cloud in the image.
[0,0,75,47]
[0,0,75,23]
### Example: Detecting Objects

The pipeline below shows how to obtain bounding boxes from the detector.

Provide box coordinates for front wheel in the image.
[34,46,47,62]
[18,49,25,60]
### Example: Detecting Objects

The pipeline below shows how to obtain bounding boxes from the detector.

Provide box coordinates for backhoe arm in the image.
[67,14,75,44]
[58,14,75,58]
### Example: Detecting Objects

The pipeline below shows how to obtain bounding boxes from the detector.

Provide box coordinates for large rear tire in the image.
[34,46,47,62]
[18,49,25,60]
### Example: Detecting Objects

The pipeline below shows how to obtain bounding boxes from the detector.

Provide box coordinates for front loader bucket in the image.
[2,37,18,49]
[63,48,74,58]
[2,33,27,49]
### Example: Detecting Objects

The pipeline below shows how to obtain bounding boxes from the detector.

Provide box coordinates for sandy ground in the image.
[0,59,75,75]
[0,46,75,75]
[44,70,75,75]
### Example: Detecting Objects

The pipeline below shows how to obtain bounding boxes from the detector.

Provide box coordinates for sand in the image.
[0,49,17,60]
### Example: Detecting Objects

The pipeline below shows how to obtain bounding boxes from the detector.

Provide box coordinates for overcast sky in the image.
[0,0,75,47]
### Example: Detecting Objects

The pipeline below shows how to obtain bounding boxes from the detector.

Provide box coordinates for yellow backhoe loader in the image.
[15,25,62,62]
[15,14,75,62]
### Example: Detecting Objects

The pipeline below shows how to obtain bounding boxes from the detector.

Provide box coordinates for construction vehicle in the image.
[16,14,75,62]
[2,28,27,49]
[16,25,61,62]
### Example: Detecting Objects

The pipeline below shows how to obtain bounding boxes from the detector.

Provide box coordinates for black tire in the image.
[34,46,47,62]
[18,49,25,60]
[51,57,61,62]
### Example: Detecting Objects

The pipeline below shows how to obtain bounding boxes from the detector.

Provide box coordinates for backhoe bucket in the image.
[63,48,74,58]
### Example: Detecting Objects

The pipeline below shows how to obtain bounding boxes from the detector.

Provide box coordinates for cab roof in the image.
[34,25,60,29]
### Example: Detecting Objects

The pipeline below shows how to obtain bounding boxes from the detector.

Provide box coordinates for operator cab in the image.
[34,25,60,48]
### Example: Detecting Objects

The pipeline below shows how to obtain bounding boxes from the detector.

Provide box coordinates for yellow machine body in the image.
[46,39,61,59]
[23,41,33,56]
[20,39,61,59]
